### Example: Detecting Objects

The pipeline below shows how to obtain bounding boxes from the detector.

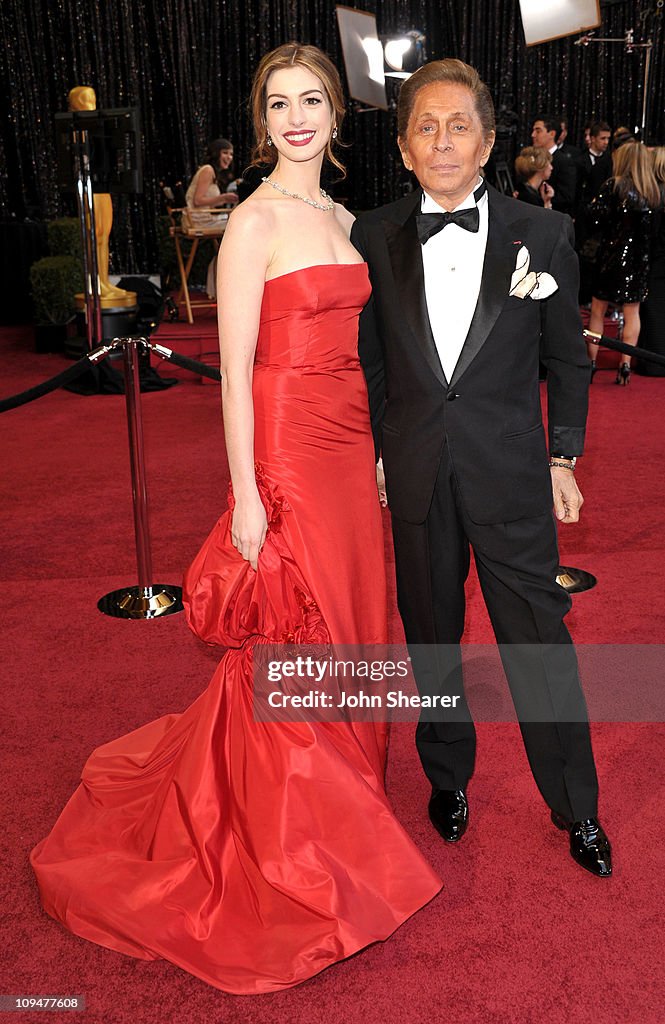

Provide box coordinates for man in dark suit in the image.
[579,121,612,203]
[531,113,580,216]
[576,122,612,303]
[558,117,583,162]
[351,60,612,877]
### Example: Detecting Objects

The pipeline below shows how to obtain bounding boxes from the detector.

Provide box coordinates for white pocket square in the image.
[509,245,558,300]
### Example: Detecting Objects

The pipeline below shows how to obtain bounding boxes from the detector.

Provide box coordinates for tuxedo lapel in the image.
[450,189,529,387]
[383,192,447,387]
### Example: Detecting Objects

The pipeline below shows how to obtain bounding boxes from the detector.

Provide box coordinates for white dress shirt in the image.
[421,179,489,382]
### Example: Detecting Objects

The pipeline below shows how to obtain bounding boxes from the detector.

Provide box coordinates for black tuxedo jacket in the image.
[579,150,612,203]
[351,185,590,526]
[550,146,581,216]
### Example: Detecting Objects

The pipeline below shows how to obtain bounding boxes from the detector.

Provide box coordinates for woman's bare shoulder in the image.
[333,202,355,235]
[225,192,277,236]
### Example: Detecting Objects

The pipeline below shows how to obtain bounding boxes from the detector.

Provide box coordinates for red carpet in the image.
[1,322,663,1023]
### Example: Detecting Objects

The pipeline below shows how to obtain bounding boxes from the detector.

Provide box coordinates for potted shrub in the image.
[29,218,83,353]
[47,217,83,260]
[30,254,83,353]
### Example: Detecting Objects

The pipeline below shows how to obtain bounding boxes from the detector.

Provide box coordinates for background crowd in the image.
[513,117,665,382]
[180,113,665,384]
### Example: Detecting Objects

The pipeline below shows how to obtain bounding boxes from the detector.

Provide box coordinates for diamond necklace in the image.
[261,176,334,211]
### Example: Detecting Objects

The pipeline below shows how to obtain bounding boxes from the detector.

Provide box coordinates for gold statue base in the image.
[75,291,137,311]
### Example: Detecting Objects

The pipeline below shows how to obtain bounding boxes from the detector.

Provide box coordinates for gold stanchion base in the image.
[556,566,597,594]
[98,584,183,619]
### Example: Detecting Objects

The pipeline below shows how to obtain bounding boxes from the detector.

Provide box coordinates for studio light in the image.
[384,38,411,71]
[336,6,388,110]
[335,8,426,109]
[384,30,427,79]
[361,36,386,85]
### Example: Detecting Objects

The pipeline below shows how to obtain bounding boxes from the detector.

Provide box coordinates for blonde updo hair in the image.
[249,42,346,177]
[514,146,551,184]
[649,146,665,186]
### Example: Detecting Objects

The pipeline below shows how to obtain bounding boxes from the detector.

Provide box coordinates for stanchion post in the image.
[97,337,183,619]
[72,117,103,350]
[123,339,153,587]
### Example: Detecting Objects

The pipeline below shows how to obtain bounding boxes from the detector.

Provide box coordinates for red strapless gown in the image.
[30,264,442,994]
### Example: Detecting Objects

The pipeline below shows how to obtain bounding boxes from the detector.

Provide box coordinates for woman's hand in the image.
[376,458,388,508]
[218,192,239,206]
[539,181,554,209]
[231,490,268,570]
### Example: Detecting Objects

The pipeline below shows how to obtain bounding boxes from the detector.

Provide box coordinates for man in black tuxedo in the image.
[558,117,583,163]
[351,60,612,877]
[579,121,612,203]
[576,122,612,302]
[531,114,580,216]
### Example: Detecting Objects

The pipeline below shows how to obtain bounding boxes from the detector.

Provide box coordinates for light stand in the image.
[574,28,654,138]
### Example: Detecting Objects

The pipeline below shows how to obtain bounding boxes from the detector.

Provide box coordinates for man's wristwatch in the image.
[549,454,577,470]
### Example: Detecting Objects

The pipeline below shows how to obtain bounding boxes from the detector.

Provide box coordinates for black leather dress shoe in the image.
[428,789,468,842]
[551,812,612,877]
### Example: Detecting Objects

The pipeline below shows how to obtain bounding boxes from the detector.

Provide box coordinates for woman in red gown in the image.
[31,44,442,994]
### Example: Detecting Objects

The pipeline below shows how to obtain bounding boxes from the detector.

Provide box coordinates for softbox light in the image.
[336,5,388,110]
[518,0,601,46]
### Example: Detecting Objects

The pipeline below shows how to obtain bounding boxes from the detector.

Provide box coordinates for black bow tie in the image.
[416,180,487,244]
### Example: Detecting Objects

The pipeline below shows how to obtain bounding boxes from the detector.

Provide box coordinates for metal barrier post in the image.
[97,337,183,619]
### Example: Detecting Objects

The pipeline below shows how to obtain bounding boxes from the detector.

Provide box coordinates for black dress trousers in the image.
[390,443,599,822]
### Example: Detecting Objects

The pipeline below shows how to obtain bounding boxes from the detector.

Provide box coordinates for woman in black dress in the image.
[586,142,661,384]
[636,148,665,376]
[514,146,554,208]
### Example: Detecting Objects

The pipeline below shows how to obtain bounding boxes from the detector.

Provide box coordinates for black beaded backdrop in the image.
[1,0,662,272]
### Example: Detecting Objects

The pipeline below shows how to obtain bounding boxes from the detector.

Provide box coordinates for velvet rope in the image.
[583,331,665,367]
[0,349,110,413]
[149,343,221,382]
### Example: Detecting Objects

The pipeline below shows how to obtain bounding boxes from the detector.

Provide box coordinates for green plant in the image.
[47,218,81,259]
[30,255,83,325]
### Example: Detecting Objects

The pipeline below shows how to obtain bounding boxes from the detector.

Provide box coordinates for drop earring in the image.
[332,127,338,140]
[266,131,273,147]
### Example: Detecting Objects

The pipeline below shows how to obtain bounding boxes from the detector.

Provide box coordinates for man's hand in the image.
[551,467,584,523]
[376,458,388,508]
